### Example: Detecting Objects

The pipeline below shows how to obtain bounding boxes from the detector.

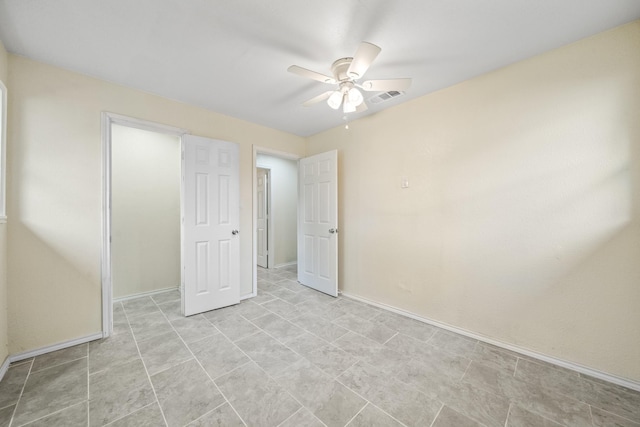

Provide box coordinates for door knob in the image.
[232,230,239,235]
[329,228,337,234]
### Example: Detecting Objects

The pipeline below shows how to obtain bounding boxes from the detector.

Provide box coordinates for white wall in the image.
[307,21,640,382]
[111,125,181,299]
[6,55,305,354]
[256,154,298,266]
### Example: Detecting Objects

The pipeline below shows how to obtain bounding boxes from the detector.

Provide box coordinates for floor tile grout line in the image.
[182,400,235,427]
[342,401,369,426]
[459,358,474,381]
[221,328,263,345]
[333,377,411,427]
[503,402,513,427]
[588,405,639,426]
[330,358,360,381]
[352,355,451,413]
[389,329,475,366]
[101,401,157,427]
[274,407,302,427]
[27,354,89,375]
[6,359,33,368]
[245,358,318,427]
[382,331,399,345]
[7,358,33,427]
[275,407,327,427]
[512,402,574,427]
[211,360,253,383]
[508,357,620,415]
[461,366,595,427]
[10,401,87,427]
[243,313,306,346]
[427,403,445,427]
[153,298,249,427]
[122,302,170,427]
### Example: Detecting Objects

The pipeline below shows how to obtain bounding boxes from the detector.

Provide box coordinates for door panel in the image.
[256,168,269,268]
[298,150,338,296]
[183,135,240,316]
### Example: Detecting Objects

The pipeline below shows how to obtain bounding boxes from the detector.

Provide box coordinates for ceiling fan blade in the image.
[288,65,336,84]
[302,91,334,107]
[355,102,368,113]
[347,42,381,79]
[361,78,412,92]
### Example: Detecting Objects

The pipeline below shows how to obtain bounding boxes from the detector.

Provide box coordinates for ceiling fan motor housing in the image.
[331,57,356,81]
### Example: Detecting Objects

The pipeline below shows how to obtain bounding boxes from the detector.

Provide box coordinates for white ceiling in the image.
[1,1,639,137]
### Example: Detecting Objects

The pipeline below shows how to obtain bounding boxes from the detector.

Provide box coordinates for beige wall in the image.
[0,39,8,367]
[111,125,181,299]
[6,55,305,354]
[308,22,640,382]
[256,154,298,266]
[0,223,6,366]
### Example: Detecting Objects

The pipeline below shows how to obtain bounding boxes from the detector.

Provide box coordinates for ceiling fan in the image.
[288,42,411,114]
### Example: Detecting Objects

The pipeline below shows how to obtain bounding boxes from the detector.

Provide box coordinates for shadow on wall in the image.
[438,71,635,292]
[7,223,100,353]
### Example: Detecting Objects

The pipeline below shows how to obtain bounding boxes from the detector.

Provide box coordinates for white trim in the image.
[274,261,297,269]
[113,286,180,303]
[0,355,9,382]
[9,332,103,364]
[103,112,189,136]
[252,146,302,302]
[101,112,112,339]
[101,112,188,339]
[342,291,640,392]
[240,292,257,301]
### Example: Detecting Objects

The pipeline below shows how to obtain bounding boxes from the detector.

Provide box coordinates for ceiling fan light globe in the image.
[343,99,356,113]
[348,87,364,106]
[327,91,343,109]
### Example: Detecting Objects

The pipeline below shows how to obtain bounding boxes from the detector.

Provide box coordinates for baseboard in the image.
[0,355,10,382]
[9,332,104,364]
[274,261,297,269]
[341,292,640,392]
[113,286,179,303]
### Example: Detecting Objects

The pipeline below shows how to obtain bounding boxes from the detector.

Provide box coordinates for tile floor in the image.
[1,264,639,426]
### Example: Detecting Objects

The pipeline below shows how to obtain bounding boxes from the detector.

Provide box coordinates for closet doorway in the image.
[110,124,181,301]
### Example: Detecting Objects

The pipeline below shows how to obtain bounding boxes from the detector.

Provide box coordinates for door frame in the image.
[101,112,188,338]
[251,146,301,298]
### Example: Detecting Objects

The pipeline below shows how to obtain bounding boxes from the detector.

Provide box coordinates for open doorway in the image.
[251,147,301,297]
[251,147,339,299]
[111,124,181,300]
[101,113,187,336]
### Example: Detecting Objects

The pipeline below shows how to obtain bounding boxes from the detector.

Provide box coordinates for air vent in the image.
[368,90,405,104]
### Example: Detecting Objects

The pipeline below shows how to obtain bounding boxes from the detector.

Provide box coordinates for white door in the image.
[182,135,240,316]
[256,168,269,268]
[298,150,338,297]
